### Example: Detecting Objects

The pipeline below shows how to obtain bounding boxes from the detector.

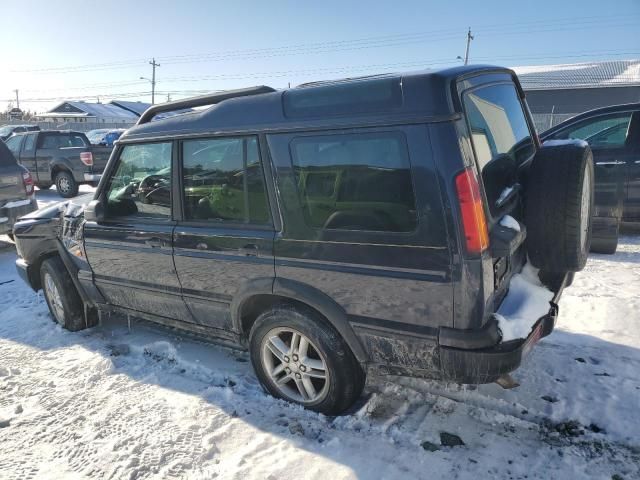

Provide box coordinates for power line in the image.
[9,14,636,74]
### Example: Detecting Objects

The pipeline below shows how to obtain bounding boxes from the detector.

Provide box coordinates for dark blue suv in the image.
[13,66,594,414]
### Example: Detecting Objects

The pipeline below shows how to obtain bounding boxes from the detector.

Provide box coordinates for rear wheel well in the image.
[240,295,316,339]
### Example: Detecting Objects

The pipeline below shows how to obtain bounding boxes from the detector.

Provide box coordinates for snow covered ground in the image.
[0,190,638,479]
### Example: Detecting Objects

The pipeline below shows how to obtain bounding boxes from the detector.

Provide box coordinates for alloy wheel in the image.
[44,272,65,325]
[260,327,330,404]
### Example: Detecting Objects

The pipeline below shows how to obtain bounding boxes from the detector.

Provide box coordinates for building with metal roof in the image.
[511,59,640,131]
[36,100,140,124]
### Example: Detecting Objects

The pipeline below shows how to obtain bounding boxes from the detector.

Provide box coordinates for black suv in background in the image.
[0,124,40,141]
[13,66,594,414]
[542,104,640,253]
[0,140,37,236]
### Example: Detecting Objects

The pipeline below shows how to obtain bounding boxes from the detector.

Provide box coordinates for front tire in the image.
[40,257,87,331]
[54,171,79,198]
[249,305,365,415]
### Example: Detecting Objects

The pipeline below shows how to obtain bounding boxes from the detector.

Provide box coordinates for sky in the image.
[1,0,638,113]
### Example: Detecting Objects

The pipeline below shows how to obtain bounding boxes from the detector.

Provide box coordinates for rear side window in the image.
[181,136,271,224]
[463,83,534,214]
[39,133,87,149]
[548,113,633,149]
[290,132,417,232]
[23,134,36,151]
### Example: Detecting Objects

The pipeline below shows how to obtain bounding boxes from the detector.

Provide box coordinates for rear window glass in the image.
[40,133,87,149]
[290,132,417,232]
[284,78,402,118]
[463,83,534,214]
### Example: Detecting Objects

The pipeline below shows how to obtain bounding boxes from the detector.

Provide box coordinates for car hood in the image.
[20,193,95,220]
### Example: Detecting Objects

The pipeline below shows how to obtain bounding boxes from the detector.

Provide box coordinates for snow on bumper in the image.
[438,264,566,384]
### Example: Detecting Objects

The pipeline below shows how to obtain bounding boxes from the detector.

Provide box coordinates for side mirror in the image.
[85,199,104,223]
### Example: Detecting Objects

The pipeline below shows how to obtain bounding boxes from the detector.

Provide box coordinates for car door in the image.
[173,136,275,333]
[35,132,61,184]
[546,111,634,221]
[623,111,640,221]
[19,133,38,181]
[83,141,192,321]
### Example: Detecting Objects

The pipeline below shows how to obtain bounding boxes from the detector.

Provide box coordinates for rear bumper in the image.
[361,272,567,384]
[83,173,101,182]
[438,305,558,383]
[437,275,566,383]
[0,198,38,235]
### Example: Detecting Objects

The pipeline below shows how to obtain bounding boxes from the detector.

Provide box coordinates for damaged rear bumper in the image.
[438,303,558,383]
[437,274,567,384]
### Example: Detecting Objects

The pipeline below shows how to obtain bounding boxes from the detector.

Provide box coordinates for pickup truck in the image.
[4,130,112,198]
[0,139,37,236]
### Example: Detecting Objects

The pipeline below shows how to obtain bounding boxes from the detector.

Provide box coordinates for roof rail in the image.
[136,85,276,125]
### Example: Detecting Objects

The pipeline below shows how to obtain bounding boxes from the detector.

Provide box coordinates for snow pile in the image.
[499,215,520,232]
[495,263,554,341]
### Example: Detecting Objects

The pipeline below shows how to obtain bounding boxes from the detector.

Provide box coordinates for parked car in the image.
[13,66,594,414]
[0,139,37,237]
[4,130,113,198]
[0,124,40,141]
[86,128,126,147]
[541,104,640,253]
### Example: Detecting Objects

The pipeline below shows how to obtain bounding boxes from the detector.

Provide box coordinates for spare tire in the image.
[525,142,594,273]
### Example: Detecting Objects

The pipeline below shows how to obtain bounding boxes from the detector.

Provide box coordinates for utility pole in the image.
[464,28,474,65]
[14,89,19,109]
[149,57,160,104]
[166,92,171,102]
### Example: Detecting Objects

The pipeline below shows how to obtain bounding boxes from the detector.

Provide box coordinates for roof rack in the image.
[136,85,276,125]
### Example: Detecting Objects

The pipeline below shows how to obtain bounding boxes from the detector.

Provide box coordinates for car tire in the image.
[40,257,87,331]
[54,171,79,198]
[525,143,594,273]
[538,270,574,290]
[590,220,619,255]
[249,305,365,415]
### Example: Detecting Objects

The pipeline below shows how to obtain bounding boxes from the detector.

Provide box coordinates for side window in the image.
[182,137,271,224]
[23,134,36,152]
[549,113,632,149]
[290,132,417,232]
[4,136,22,157]
[105,142,172,219]
[39,134,60,149]
[463,83,534,214]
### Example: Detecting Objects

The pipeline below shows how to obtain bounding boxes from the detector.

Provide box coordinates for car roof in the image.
[541,103,640,137]
[122,65,517,141]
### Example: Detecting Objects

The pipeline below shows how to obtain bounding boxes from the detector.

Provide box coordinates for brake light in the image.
[22,170,34,197]
[80,151,93,166]
[455,168,489,254]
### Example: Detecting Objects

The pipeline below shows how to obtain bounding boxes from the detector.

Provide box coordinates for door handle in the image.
[145,238,164,248]
[239,244,259,256]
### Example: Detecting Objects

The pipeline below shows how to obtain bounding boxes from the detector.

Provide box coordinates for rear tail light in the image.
[455,167,489,254]
[22,170,34,197]
[80,151,94,166]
